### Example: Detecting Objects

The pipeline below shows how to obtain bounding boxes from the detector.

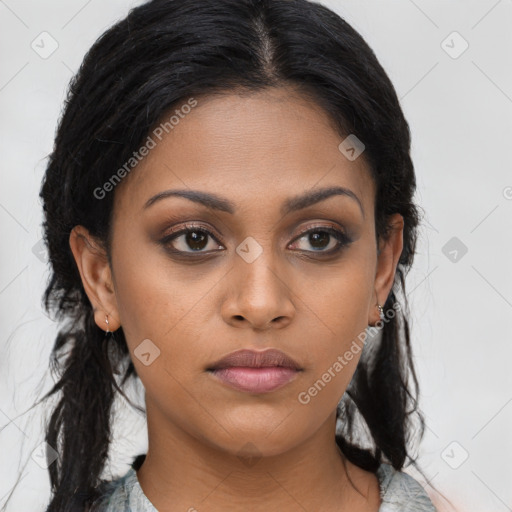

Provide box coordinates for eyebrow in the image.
[143,185,364,218]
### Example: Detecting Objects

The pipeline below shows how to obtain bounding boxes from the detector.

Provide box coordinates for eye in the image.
[159,223,352,258]
[160,223,224,254]
[288,226,352,254]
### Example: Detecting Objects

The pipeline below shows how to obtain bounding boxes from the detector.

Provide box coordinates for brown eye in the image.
[289,226,352,255]
[179,230,209,251]
[161,224,224,254]
[306,231,331,250]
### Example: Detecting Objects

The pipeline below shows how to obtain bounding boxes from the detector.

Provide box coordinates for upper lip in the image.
[207,348,302,371]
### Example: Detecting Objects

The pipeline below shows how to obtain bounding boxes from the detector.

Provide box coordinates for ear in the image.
[69,225,121,332]
[369,213,404,326]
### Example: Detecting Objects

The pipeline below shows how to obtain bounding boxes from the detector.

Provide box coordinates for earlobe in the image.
[69,226,121,332]
[369,214,404,326]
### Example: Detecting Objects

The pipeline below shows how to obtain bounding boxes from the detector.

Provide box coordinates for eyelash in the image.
[160,222,353,258]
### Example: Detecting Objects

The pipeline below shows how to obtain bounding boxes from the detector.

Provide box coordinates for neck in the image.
[136,404,381,511]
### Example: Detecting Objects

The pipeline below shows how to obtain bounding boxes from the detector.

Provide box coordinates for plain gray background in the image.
[1,0,511,510]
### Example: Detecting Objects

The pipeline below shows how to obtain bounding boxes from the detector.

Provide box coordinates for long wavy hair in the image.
[6,0,428,510]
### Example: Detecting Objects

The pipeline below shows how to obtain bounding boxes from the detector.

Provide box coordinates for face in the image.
[70,86,403,461]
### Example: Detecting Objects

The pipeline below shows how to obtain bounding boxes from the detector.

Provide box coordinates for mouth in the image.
[206,348,303,393]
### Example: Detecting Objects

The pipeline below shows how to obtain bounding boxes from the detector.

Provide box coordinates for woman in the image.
[35,0,437,510]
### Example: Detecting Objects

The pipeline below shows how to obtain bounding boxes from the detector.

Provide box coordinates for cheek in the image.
[297,266,372,399]
[111,248,220,383]
[111,235,193,339]
[306,264,372,341]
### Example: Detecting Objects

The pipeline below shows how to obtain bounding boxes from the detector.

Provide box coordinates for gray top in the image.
[92,463,437,511]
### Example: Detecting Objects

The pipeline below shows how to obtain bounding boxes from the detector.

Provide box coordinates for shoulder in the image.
[90,467,154,512]
[89,469,131,512]
[376,463,437,512]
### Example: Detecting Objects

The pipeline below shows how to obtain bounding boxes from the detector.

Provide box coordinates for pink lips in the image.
[210,367,299,393]
[207,348,302,393]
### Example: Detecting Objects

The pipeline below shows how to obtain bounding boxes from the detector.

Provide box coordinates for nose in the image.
[221,250,296,331]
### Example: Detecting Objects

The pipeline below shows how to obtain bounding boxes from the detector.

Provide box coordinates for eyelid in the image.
[292,222,347,239]
[162,222,223,243]
[160,220,352,257]
[288,224,352,251]
[161,221,347,243]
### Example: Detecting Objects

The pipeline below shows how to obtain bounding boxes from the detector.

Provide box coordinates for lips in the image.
[206,348,302,371]
[206,348,303,393]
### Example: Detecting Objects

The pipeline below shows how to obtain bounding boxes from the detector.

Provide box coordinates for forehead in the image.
[113,87,375,220]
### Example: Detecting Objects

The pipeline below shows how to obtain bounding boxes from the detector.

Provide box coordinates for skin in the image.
[69,86,404,511]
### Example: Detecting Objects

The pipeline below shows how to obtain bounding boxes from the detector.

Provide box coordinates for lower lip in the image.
[208,367,300,393]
